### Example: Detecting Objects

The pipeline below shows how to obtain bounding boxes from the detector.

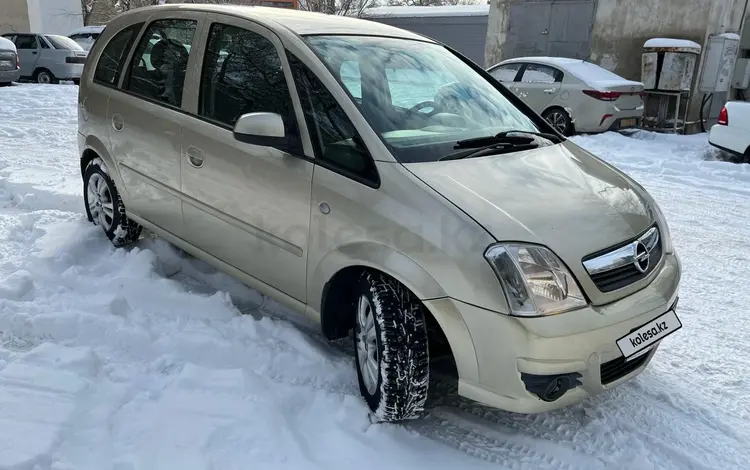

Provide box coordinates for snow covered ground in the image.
[0,84,748,470]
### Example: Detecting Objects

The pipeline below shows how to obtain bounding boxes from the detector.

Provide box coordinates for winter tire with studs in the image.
[83,158,142,247]
[353,271,430,422]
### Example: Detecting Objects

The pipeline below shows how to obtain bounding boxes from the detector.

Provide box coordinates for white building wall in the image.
[28,0,83,35]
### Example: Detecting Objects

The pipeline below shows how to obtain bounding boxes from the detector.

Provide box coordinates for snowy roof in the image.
[0,36,15,51]
[717,32,740,40]
[643,38,702,51]
[363,5,490,18]
[68,25,106,36]
[494,56,643,88]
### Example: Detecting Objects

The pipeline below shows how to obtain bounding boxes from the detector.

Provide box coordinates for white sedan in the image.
[487,57,645,136]
[708,101,750,162]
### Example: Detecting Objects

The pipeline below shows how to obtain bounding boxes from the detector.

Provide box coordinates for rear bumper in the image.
[575,105,645,133]
[0,69,21,83]
[53,63,84,80]
[424,251,681,414]
[708,124,748,156]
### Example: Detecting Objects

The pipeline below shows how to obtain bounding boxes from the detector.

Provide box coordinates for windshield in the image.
[305,35,545,163]
[45,35,84,51]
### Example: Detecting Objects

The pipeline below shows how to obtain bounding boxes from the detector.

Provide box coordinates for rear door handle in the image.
[544,88,556,94]
[112,113,124,131]
[185,146,204,168]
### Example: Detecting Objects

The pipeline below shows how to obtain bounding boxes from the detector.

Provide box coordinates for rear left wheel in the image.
[543,108,572,136]
[353,272,430,422]
[83,159,142,247]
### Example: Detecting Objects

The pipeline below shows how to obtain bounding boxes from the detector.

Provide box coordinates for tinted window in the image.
[490,63,522,82]
[14,35,38,49]
[125,19,197,107]
[199,23,294,128]
[521,64,560,83]
[45,35,84,50]
[94,23,143,86]
[288,53,377,185]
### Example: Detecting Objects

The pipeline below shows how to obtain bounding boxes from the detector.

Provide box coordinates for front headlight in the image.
[484,244,587,317]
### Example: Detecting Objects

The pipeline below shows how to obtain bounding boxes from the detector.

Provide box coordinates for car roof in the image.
[132,4,434,42]
[0,36,15,51]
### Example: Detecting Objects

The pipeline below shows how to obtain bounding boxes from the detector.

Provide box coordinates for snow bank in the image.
[0,84,749,470]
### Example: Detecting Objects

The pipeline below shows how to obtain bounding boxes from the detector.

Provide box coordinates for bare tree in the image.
[298,0,374,17]
[81,0,97,25]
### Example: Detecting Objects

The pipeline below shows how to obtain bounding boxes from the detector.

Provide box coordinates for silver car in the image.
[78,5,682,422]
[0,33,88,84]
[0,36,21,85]
[487,57,645,135]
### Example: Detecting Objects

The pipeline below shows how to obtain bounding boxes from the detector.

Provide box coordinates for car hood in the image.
[403,141,657,286]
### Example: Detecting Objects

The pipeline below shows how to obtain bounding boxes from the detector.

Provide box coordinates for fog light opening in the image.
[521,372,583,402]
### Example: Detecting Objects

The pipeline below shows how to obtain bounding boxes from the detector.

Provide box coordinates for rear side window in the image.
[125,19,197,108]
[490,63,522,82]
[199,23,294,128]
[521,64,562,83]
[14,35,38,49]
[287,53,378,186]
[94,23,143,86]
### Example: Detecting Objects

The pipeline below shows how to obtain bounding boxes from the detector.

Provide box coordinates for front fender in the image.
[308,241,447,314]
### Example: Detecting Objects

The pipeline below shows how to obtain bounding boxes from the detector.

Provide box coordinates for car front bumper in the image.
[0,69,21,83]
[424,252,681,413]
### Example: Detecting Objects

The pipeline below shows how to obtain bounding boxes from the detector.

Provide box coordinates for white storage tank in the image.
[641,38,702,91]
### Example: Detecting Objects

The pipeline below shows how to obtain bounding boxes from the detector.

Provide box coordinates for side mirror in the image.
[233,111,285,139]
[233,112,301,155]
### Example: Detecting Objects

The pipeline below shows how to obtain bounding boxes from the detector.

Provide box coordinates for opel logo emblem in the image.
[634,241,650,273]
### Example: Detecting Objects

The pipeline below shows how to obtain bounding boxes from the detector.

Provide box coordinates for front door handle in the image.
[112,113,124,131]
[544,88,556,94]
[185,146,204,168]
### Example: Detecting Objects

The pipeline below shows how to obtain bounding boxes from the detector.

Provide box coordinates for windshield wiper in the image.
[438,130,561,162]
[453,130,562,150]
[439,141,541,161]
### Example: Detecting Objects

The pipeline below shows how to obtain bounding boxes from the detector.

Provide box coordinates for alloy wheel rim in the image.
[38,73,50,84]
[355,294,379,395]
[87,173,115,231]
[547,111,567,133]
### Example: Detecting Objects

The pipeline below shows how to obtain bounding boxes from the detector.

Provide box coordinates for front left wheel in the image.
[83,159,142,247]
[353,272,430,422]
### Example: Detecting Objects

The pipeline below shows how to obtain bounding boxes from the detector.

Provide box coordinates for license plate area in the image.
[619,118,637,128]
[616,309,682,359]
[0,60,11,67]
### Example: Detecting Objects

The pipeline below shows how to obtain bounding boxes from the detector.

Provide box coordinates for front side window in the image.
[199,23,294,129]
[305,36,542,163]
[125,19,197,107]
[95,22,143,86]
[288,53,377,185]
[14,35,38,49]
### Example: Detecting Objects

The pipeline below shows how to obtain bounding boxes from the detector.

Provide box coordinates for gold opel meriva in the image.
[77,5,682,422]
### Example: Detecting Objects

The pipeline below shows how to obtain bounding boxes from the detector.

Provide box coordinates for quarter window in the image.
[94,23,143,86]
[125,19,197,107]
[199,23,294,129]
[288,53,377,185]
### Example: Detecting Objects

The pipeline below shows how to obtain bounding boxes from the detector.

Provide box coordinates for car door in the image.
[179,15,313,302]
[514,63,563,112]
[12,35,39,77]
[107,13,204,237]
